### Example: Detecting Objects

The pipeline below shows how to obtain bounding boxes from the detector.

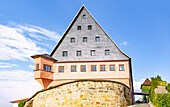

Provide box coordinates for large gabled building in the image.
[31,5,133,100]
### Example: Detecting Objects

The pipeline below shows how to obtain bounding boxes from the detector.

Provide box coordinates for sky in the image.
[0,0,170,106]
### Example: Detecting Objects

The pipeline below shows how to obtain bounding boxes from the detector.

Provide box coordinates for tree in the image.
[18,100,26,107]
[151,75,162,81]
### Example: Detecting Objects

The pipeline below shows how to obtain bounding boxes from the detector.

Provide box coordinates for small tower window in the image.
[77,26,81,30]
[119,65,125,71]
[110,65,115,71]
[83,37,87,42]
[71,65,77,72]
[83,14,86,19]
[70,38,75,43]
[59,66,64,73]
[62,51,68,57]
[105,50,110,55]
[91,65,97,71]
[36,64,39,70]
[77,51,81,56]
[81,65,86,72]
[44,65,52,71]
[100,65,106,71]
[95,37,100,42]
[91,50,95,56]
[88,25,92,30]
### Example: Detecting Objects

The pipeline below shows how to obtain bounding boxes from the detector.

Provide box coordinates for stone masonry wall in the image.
[24,80,131,107]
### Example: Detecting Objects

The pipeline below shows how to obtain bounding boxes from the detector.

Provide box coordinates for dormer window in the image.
[77,26,81,30]
[105,50,110,55]
[83,14,86,19]
[70,38,75,43]
[95,37,100,42]
[83,37,87,42]
[77,51,81,56]
[62,51,68,57]
[88,25,92,30]
[91,50,95,56]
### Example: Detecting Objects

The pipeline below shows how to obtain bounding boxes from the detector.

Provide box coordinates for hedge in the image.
[152,93,170,107]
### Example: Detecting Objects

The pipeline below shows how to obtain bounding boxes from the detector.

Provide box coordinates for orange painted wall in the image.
[33,56,131,89]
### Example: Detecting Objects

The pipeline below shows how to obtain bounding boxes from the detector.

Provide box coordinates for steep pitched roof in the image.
[141,78,151,86]
[50,6,130,60]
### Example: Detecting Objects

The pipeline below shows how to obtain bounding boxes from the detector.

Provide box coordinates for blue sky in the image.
[0,0,170,106]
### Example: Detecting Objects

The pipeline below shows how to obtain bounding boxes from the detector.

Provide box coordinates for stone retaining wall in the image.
[24,80,131,107]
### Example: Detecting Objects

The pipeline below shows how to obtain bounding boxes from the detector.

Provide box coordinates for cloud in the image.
[0,70,33,81]
[120,41,128,46]
[29,64,34,69]
[9,22,60,41]
[133,79,145,92]
[0,62,17,68]
[0,22,60,61]
[133,79,146,101]
[0,70,43,106]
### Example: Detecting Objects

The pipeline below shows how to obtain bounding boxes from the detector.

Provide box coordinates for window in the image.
[110,65,115,71]
[91,50,95,56]
[95,37,100,42]
[105,50,110,55]
[59,66,64,73]
[62,51,68,57]
[119,65,125,71]
[83,14,86,19]
[91,65,97,71]
[100,65,106,71]
[77,26,81,30]
[36,64,39,70]
[70,38,75,43]
[44,64,52,71]
[71,66,76,72]
[77,51,81,56]
[88,25,92,30]
[83,37,87,42]
[81,65,86,72]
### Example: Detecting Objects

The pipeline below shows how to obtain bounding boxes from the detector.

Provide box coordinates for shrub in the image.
[18,100,26,107]
[153,93,170,107]
[149,75,170,107]
[142,85,150,93]
[167,83,170,92]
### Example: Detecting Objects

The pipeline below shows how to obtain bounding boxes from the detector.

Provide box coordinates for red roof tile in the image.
[142,78,151,86]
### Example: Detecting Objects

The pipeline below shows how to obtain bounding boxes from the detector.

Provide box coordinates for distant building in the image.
[31,6,134,102]
[10,98,28,107]
[141,78,151,93]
